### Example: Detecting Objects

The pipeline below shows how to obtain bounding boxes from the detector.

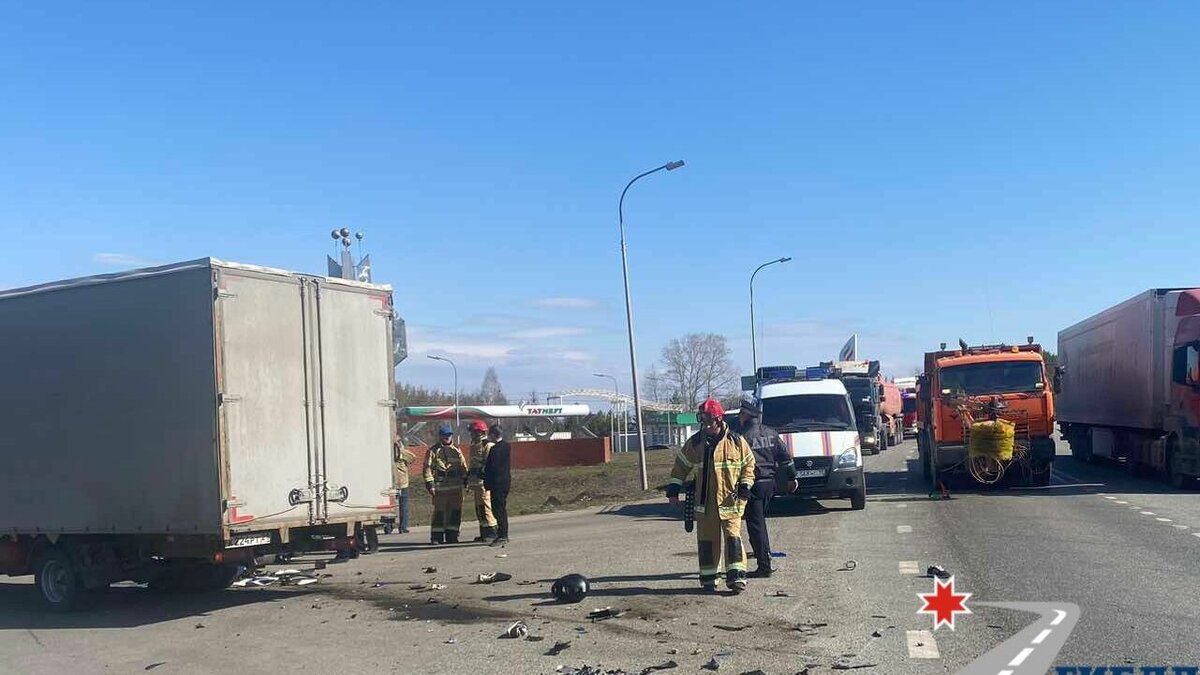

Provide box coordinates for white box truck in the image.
[0,259,399,608]
[1057,288,1200,488]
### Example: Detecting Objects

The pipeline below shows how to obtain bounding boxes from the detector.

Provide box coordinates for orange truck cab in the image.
[916,341,1056,486]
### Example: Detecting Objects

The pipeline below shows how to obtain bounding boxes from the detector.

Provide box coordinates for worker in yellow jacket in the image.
[667,399,756,593]
[466,420,498,542]
[392,440,416,534]
[422,424,467,544]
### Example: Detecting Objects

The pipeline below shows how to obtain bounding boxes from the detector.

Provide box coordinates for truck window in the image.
[762,394,854,432]
[1178,343,1200,386]
[902,397,917,414]
[939,361,1044,395]
[843,379,873,404]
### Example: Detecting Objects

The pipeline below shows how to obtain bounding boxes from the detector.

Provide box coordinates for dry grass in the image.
[404,447,677,527]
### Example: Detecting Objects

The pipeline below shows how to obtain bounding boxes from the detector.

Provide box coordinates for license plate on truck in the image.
[797,469,826,479]
[229,534,272,549]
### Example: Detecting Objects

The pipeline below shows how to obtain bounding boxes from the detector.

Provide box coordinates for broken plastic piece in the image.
[503,621,528,639]
[476,572,513,584]
[587,607,624,622]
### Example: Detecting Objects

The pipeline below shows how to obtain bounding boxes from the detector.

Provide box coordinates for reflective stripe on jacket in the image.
[422,443,467,490]
[668,428,755,520]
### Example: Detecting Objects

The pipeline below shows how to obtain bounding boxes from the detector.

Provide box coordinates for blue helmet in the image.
[438,423,454,436]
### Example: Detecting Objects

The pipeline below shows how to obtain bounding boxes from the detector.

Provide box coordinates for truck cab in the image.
[917,342,1056,486]
[758,374,866,510]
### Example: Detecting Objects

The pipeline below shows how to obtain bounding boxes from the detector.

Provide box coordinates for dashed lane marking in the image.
[1141,511,1157,516]
[1156,518,1173,522]
[1051,609,1067,626]
[1193,532,1200,539]
[897,525,913,534]
[899,560,920,574]
[1115,500,1128,504]
[1171,524,1189,530]
[1009,647,1035,667]
[1032,628,1053,645]
[906,630,940,659]
[1103,496,1117,500]
[896,503,908,508]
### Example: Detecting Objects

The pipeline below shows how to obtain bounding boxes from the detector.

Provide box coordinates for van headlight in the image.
[835,448,859,470]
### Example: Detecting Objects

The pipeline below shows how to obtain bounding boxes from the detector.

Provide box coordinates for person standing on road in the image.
[482,423,512,547]
[667,399,756,594]
[734,394,798,578]
[422,424,467,545]
[466,420,499,542]
[393,439,416,534]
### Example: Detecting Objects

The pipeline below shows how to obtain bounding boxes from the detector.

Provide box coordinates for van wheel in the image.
[849,482,866,510]
[34,548,83,611]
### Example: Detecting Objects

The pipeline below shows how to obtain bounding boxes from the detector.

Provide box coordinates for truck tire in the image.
[34,547,83,611]
[1027,461,1052,487]
[849,481,866,510]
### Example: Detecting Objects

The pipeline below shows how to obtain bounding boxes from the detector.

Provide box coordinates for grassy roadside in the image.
[404,447,677,528]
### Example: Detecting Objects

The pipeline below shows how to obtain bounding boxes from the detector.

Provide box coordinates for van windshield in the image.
[762,394,854,432]
[939,361,1044,395]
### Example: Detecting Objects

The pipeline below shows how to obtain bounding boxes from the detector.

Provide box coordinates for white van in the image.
[759,377,866,510]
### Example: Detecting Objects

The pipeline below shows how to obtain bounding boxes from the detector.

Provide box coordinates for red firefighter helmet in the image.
[469,420,489,433]
[698,399,725,419]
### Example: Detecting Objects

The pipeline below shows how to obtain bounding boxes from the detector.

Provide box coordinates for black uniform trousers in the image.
[491,488,511,539]
[743,479,775,568]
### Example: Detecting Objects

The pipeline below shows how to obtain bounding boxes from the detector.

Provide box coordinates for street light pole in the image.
[427,355,459,442]
[750,257,792,374]
[619,160,685,490]
[593,373,621,453]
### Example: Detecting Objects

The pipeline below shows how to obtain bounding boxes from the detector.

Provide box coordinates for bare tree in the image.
[659,333,739,409]
[643,366,667,404]
[479,367,507,405]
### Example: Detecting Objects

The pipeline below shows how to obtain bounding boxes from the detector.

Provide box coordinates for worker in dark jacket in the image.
[735,394,798,577]
[482,423,512,547]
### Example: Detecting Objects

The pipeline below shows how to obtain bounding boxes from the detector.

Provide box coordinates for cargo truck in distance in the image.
[916,340,1056,487]
[0,259,400,609]
[823,360,902,452]
[1057,288,1200,488]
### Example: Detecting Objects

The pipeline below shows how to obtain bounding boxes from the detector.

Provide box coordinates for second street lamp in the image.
[593,373,621,453]
[750,257,792,374]
[427,355,459,441]
[619,159,685,491]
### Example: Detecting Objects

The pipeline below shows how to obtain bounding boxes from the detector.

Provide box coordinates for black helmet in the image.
[551,573,589,604]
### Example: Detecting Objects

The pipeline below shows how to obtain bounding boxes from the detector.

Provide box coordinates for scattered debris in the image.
[423,567,438,574]
[144,663,166,671]
[837,560,858,571]
[348,613,357,620]
[713,624,751,632]
[526,635,546,643]
[476,572,513,584]
[640,661,679,674]
[275,569,302,576]
[987,624,1004,629]
[691,649,703,656]
[769,551,787,558]
[425,598,440,604]
[194,623,205,630]
[871,630,883,638]
[831,663,877,670]
[926,565,950,579]
[588,607,625,622]
[502,621,529,639]
[667,649,679,655]
[371,583,384,588]
[870,614,887,619]
[739,671,767,675]
[795,622,829,632]
[444,637,457,645]
[765,590,791,598]
[430,584,448,590]
[518,580,537,586]
[496,553,509,558]
[545,641,572,657]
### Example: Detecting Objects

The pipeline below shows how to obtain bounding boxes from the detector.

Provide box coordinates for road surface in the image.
[1,439,1198,673]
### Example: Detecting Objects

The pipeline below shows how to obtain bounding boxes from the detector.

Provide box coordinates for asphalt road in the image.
[1,438,1198,674]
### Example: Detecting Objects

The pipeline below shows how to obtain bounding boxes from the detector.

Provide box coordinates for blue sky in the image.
[2,3,1198,402]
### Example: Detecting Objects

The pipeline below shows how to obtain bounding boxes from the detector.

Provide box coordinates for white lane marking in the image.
[1193,532,1200,539]
[897,525,913,533]
[1156,518,1173,522]
[1032,628,1053,645]
[1141,511,1157,516]
[906,630,940,659]
[896,503,908,508]
[899,560,920,574]
[1051,609,1067,626]
[1009,647,1035,667]
[998,671,1014,675]
[1115,500,1128,504]
[1171,524,1189,530]
[1130,506,1142,510]
[1103,496,1117,500]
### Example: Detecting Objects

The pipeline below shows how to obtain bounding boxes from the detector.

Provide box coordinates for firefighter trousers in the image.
[695,512,748,586]
[430,488,464,542]
[471,485,497,531]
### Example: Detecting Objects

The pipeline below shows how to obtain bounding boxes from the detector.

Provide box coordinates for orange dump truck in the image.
[915,341,1056,486]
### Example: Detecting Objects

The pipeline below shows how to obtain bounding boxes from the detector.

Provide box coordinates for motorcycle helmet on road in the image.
[551,573,589,603]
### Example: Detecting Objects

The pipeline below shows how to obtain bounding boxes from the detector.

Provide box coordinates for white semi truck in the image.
[0,259,400,608]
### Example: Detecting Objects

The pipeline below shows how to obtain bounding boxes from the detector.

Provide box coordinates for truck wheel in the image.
[849,482,866,510]
[34,548,83,611]
[1028,461,1052,487]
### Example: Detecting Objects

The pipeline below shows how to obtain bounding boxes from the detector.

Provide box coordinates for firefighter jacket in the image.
[393,444,416,489]
[467,438,494,488]
[422,442,467,491]
[668,427,755,521]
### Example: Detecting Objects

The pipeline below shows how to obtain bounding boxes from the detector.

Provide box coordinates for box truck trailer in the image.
[0,259,400,608]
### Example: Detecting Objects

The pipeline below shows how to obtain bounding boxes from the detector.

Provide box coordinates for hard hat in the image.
[437,424,454,436]
[698,399,725,419]
[470,420,488,433]
[551,573,589,604]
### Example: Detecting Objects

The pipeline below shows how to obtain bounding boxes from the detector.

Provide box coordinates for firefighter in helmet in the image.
[466,420,498,541]
[667,399,756,593]
[422,423,467,544]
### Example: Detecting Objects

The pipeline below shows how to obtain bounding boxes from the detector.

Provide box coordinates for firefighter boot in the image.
[430,532,444,545]
[726,569,747,594]
[475,526,497,543]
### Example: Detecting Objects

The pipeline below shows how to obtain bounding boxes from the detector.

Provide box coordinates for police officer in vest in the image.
[735,394,798,578]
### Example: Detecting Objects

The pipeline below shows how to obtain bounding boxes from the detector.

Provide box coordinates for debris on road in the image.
[769,551,787,558]
[739,670,767,675]
[502,621,528,639]
[713,624,751,632]
[831,663,877,670]
[871,630,882,638]
[430,584,447,590]
[836,560,857,571]
[794,622,829,633]
[926,565,951,579]
[545,641,572,657]
[444,637,457,645]
[423,567,438,574]
[496,553,508,558]
[870,614,887,619]
[526,635,546,643]
[588,607,625,622]
[765,590,791,598]
[194,623,205,630]
[476,572,513,584]
[144,664,166,671]
[640,661,679,674]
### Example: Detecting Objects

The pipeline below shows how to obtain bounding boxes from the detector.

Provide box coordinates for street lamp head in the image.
[427,355,444,362]
[779,256,792,263]
[664,160,685,171]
